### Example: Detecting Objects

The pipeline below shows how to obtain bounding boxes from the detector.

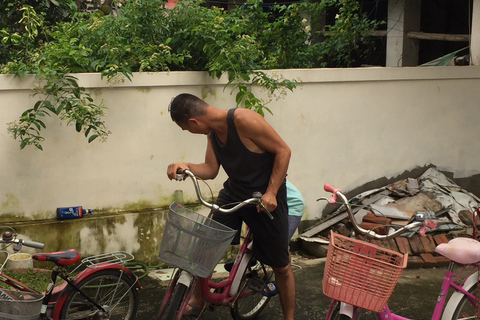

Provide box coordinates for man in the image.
[166,93,295,320]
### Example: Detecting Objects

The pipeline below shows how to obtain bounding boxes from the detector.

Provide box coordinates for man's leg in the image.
[183,279,203,315]
[272,263,295,320]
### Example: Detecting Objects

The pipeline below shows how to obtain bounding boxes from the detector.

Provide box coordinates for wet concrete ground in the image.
[136,256,448,319]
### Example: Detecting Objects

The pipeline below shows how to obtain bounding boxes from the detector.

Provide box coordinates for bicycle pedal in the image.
[224,257,258,272]
[246,276,265,292]
[207,304,216,312]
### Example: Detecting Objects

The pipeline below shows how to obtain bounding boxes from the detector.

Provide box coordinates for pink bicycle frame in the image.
[327,262,479,320]
[164,226,268,320]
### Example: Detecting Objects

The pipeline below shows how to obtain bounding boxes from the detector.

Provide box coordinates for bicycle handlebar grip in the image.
[22,240,45,249]
[175,168,187,181]
[323,183,339,204]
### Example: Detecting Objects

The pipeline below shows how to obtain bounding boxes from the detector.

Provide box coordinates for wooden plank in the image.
[407,31,470,42]
[301,212,347,238]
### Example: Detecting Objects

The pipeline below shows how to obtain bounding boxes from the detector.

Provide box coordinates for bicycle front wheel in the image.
[326,300,354,320]
[230,261,273,320]
[451,283,478,320]
[59,269,138,320]
[157,282,189,320]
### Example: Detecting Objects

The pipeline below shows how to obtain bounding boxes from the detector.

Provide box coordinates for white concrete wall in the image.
[2,67,480,223]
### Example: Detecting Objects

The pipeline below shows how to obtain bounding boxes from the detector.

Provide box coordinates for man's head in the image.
[168,93,208,125]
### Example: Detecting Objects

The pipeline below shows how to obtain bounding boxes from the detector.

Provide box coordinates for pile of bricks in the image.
[368,233,455,268]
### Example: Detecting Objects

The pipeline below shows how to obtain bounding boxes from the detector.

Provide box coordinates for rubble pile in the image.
[300,168,480,267]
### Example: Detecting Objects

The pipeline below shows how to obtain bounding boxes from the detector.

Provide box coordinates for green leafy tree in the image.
[1,0,380,149]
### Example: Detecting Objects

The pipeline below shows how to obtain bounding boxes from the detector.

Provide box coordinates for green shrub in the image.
[1,0,380,149]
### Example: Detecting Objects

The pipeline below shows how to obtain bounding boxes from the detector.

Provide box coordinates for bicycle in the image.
[319,183,480,320]
[0,226,140,320]
[156,168,275,320]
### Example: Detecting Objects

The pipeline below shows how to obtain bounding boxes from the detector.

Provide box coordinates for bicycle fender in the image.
[178,270,193,287]
[441,270,478,320]
[339,302,354,318]
[50,263,140,320]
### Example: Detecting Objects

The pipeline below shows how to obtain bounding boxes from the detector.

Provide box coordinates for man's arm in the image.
[167,136,220,180]
[234,109,291,212]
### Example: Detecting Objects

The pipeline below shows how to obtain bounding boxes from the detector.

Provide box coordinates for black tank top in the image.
[210,108,275,201]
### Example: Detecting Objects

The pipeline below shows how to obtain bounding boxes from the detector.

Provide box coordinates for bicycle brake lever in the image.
[13,241,22,251]
[259,202,274,220]
[252,192,274,220]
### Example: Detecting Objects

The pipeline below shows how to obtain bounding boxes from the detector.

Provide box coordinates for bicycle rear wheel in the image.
[59,269,138,320]
[230,260,273,320]
[451,283,477,320]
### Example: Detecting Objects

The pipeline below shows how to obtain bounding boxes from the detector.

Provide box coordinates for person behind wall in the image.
[286,180,304,240]
[166,93,295,320]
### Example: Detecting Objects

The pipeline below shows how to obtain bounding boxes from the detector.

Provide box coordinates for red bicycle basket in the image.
[322,230,408,312]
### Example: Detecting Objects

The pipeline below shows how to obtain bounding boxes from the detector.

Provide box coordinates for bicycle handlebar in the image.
[319,183,436,240]
[0,229,45,250]
[176,169,274,220]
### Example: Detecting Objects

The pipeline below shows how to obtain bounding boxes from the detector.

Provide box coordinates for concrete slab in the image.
[148,263,230,286]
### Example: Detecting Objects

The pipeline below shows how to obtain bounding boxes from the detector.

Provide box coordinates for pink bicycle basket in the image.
[322,230,408,312]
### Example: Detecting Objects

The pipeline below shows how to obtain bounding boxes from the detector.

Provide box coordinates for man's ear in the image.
[188,117,199,126]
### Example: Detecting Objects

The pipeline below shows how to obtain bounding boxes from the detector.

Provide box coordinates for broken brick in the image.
[385,238,398,252]
[420,235,436,253]
[420,253,437,268]
[409,235,426,255]
[407,255,425,269]
[433,233,449,245]
[359,222,388,235]
[420,253,451,268]
[395,237,412,255]
[362,212,391,225]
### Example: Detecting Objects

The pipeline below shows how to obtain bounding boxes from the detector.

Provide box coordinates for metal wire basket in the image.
[0,289,44,320]
[159,203,237,278]
[322,230,408,312]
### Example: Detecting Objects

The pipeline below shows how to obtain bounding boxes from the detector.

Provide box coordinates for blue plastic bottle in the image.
[56,206,92,220]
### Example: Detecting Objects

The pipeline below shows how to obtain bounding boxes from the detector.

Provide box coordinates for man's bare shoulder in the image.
[233,108,265,126]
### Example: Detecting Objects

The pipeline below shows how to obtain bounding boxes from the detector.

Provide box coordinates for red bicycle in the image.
[156,168,274,320]
[0,226,140,319]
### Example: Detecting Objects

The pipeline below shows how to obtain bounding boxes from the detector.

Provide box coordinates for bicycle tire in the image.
[158,281,189,320]
[451,283,478,320]
[326,300,353,320]
[230,260,273,320]
[59,269,138,320]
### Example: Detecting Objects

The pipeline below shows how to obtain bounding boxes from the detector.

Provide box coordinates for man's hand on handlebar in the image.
[259,192,277,213]
[167,163,190,180]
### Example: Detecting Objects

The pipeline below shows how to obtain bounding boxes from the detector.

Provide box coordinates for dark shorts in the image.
[212,183,289,268]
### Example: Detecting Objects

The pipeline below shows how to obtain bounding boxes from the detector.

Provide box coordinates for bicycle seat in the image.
[32,248,81,266]
[435,237,480,264]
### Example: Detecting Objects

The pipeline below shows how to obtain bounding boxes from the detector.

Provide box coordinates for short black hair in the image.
[168,93,208,124]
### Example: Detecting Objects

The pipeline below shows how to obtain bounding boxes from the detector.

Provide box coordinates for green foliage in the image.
[2,267,62,291]
[314,0,381,67]
[7,74,110,150]
[1,0,380,149]
[0,0,76,31]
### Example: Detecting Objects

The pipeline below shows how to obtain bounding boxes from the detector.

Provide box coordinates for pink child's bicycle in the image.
[320,183,480,320]
[156,168,274,320]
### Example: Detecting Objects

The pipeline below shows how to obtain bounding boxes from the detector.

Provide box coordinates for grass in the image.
[1,268,56,292]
